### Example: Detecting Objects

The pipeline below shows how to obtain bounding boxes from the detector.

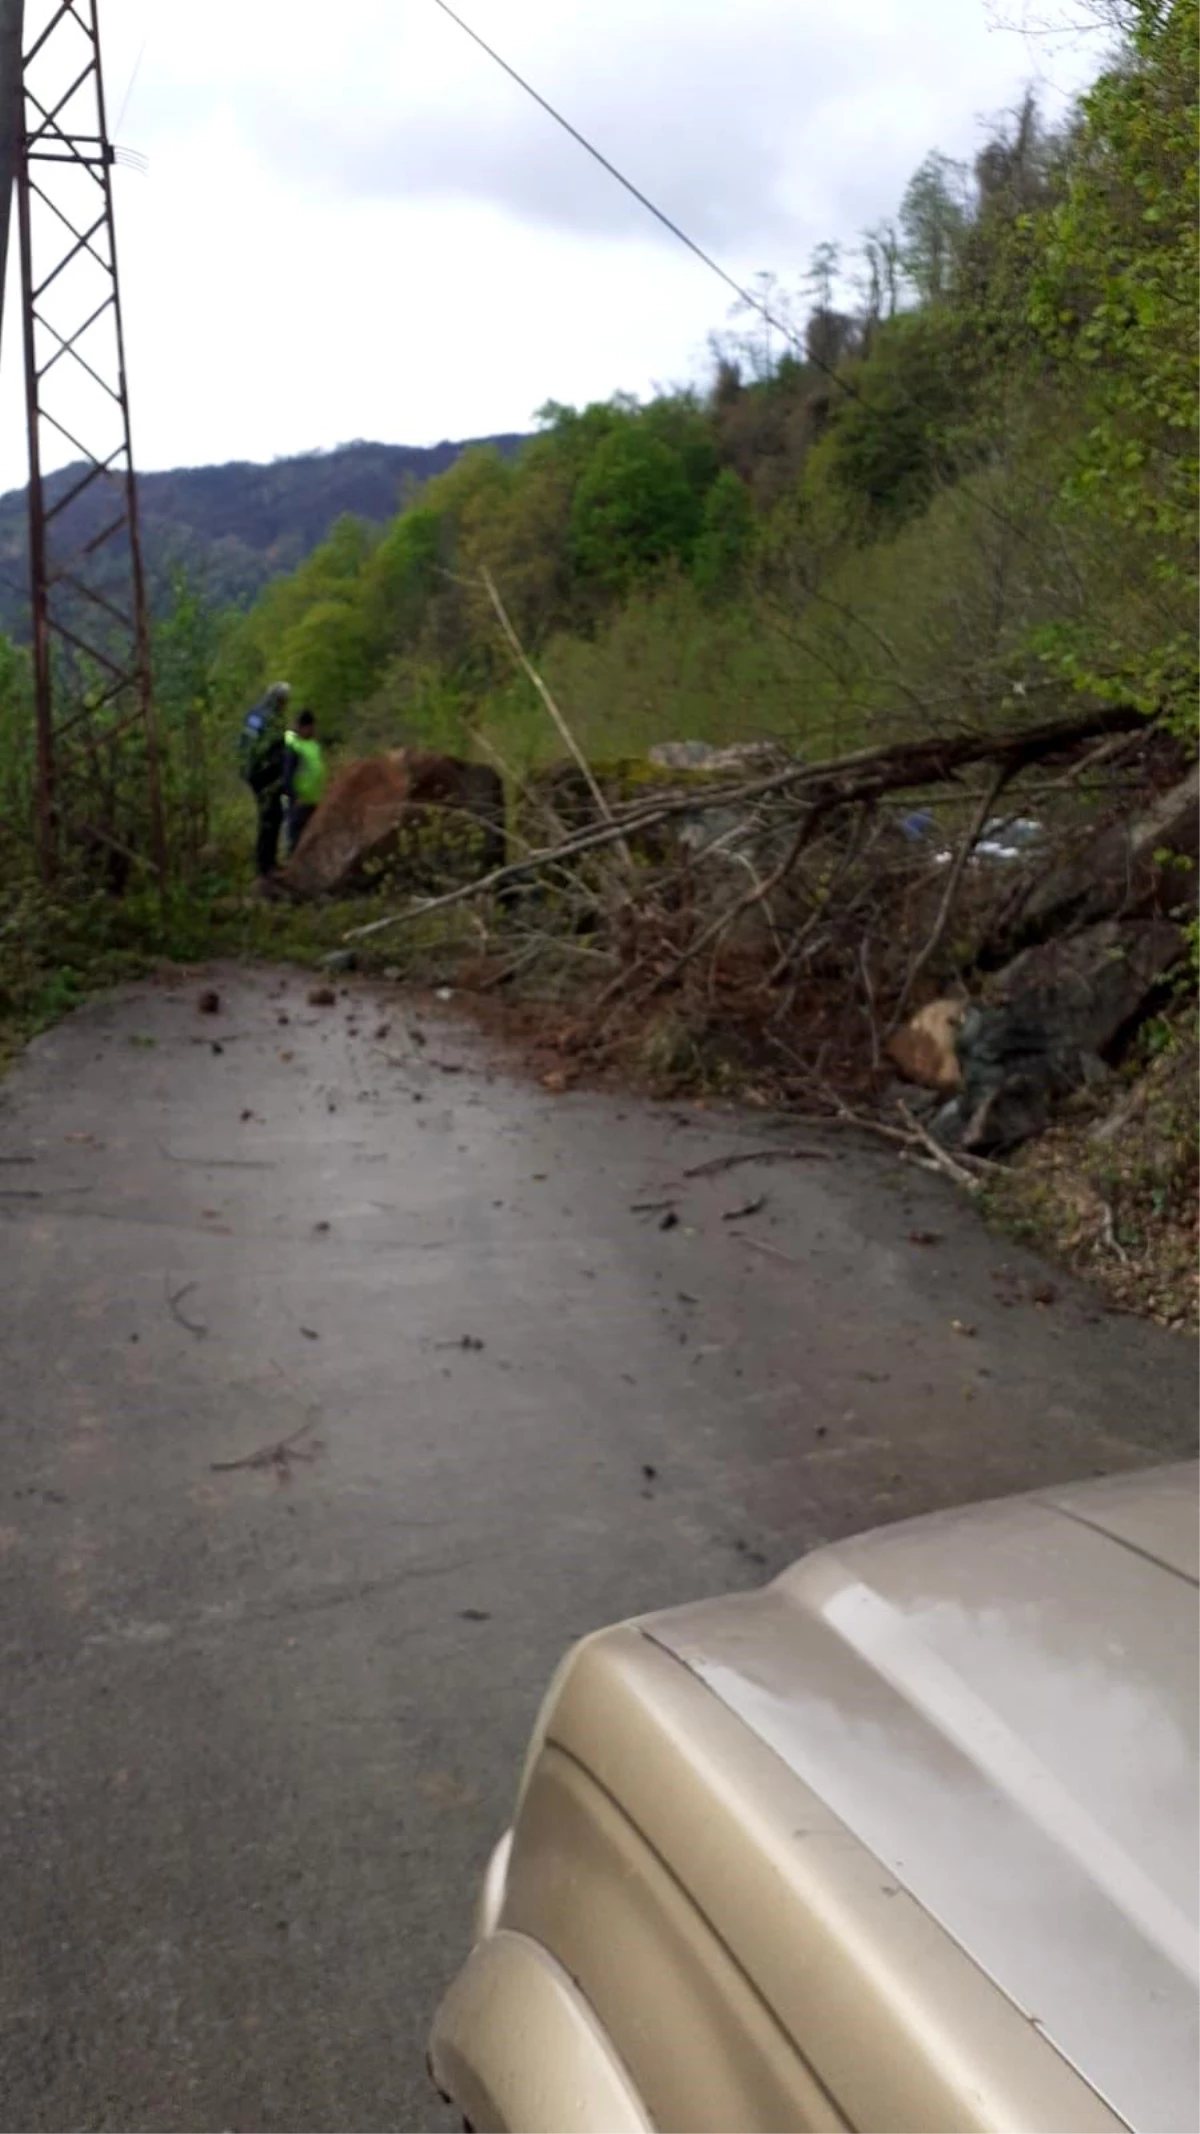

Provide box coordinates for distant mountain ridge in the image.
[0,433,528,639]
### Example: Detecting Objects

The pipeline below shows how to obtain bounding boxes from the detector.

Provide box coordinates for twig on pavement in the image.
[732,1233,803,1266]
[165,1277,208,1338]
[211,1421,319,1477]
[682,1144,832,1178]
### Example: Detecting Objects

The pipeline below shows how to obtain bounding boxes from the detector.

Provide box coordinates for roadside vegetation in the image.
[0,0,1194,1315]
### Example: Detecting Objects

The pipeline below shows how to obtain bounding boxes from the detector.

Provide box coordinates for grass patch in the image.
[983,1013,1199,1331]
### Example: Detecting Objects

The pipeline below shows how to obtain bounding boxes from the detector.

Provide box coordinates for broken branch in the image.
[343,705,1147,942]
[480,565,631,868]
[891,761,1011,1025]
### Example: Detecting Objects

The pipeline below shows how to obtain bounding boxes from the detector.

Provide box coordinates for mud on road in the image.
[0,966,1194,2131]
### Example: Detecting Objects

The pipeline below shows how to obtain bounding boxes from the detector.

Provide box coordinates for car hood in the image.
[644,1463,1199,2134]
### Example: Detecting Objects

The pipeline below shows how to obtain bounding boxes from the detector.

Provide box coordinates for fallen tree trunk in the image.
[345,704,1149,940]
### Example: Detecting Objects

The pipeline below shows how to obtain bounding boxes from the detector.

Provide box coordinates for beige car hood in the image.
[645,1463,1199,2134]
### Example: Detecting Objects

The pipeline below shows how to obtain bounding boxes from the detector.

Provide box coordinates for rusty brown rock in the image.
[277,750,505,902]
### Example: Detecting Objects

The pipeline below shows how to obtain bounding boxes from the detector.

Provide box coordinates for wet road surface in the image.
[0,966,1194,2130]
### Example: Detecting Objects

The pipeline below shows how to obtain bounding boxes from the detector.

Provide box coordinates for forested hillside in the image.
[0,432,527,638]
[213,1,1197,771]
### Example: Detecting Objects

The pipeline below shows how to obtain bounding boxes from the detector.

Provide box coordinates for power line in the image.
[114,31,150,139]
[427,0,811,369]
[428,0,1093,559]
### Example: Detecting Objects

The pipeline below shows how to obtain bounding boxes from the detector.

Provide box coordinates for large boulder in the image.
[987,762,1199,958]
[278,751,505,901]
[937,916,1184,1152]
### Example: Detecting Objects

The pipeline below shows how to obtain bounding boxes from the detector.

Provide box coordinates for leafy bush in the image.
[569,425,707,594]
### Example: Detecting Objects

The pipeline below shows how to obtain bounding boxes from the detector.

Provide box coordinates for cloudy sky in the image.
[0,0,1109,489]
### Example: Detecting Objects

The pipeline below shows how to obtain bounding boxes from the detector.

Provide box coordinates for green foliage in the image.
[213,394,728,735]
[278,597,381,730]
[637,393,720,498]
[0,632,34,828]
[151,572,223,860]
[499,576,808,765]
[212,513,378,716]
[568,422,706,594]
[364,505,443,644]
[692,470,756,602]
[899,151,971,303]
[821,312,965,525]
[1026,0,1198,728]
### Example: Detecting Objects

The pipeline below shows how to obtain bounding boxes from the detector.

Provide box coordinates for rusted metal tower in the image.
[5,0,164,884]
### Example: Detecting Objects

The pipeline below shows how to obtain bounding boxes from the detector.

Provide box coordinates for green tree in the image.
[152,574,224,859]
[1027,0,1198,725]
[569,426,706,593]
[363,506,443,645]
[860,221,902,324]
[693,470,756,602]
[0,632,33,831]
[639,393,720,500]
[821,311,963,525]
[900,151,970,304]
[278,597,381,731]
[214,511,379,717]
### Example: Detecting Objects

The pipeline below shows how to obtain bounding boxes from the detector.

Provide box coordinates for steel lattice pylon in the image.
[13,0,164,885]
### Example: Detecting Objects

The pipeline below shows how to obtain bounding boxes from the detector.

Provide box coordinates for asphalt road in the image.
[0,965,1194,2132]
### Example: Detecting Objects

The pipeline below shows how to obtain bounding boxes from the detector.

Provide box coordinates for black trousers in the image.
[287,801,316,856]
[255,789,283,878]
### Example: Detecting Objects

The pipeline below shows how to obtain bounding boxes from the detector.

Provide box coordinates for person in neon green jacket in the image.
[282,710,327,855]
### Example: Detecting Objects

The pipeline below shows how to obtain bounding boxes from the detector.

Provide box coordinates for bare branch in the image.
[891,761,1011,1025]
[479,565,631,870]
[342,704,1146,943]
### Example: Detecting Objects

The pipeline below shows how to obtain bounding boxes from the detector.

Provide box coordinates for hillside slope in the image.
[0,434,527,636]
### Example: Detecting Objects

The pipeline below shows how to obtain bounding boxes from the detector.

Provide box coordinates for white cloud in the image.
[0,0,1107,491]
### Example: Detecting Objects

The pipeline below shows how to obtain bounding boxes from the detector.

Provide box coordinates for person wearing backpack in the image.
[238,682,291,881]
